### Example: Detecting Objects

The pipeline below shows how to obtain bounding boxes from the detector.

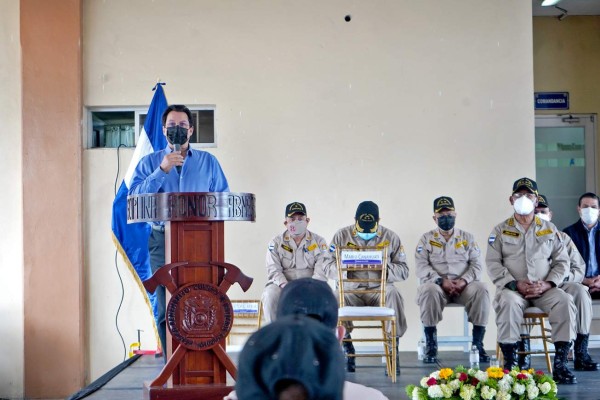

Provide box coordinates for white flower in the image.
[420,377,430,388]
[448,379,461,391]
[513,382,526,395]
[496,391,512,400]
[430,371,441,380]
[459,384,476,400]
[498,376,512,392]
[474,370,488,381]
[440,384,453,398]
[527,383,540,399]
[480,385,497,400]
[538,381,551,395]
[427,385,444,398]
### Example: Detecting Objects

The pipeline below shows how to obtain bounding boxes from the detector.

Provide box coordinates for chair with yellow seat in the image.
[335,245,397,382]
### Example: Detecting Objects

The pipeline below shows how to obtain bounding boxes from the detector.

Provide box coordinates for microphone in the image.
[174,144,182,174]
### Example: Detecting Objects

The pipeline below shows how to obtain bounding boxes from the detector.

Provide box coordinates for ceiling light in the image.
[541,0,561,6]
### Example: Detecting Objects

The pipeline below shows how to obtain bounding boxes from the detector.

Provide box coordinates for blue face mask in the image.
[357,232,377,241]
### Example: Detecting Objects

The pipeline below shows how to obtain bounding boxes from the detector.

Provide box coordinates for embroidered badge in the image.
[321,244,328,250]
[429,240,443,248]
[417,246,423,254]
[268,243,275,251]
[399,244,406,257]
[535,229,553,237]
[507,218,515,227]
[281,244,293,253]
[346,242,357,248]
[329,244,336,253]
[502,230,520,238]
[488,234,496,244]
[307,243,317,251]
[455,240,468,249]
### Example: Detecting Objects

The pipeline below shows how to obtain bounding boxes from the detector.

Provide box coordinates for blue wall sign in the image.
[534,92,569,110]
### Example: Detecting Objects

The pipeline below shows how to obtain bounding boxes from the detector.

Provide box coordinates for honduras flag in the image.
[111,83,168,327]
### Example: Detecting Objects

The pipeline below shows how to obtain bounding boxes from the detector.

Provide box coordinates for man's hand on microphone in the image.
[160,150,184,173]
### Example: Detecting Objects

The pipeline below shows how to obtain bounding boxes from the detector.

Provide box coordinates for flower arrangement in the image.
[405,365,558,400]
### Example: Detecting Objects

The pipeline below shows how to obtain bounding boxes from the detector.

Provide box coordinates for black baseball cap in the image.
[355,201,379,233]
[285,202,307,217]
[537,194,549,208]
[236,315,345,400]
[277,278,338,329]
[433,196,455,213]
[512,177,538,195]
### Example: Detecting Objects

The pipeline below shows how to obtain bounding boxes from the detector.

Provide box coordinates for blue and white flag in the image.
[111,83,168,324]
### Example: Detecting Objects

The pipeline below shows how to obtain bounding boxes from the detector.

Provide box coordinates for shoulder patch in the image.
[281,244,293,253]
[268,243,275,251]
[307,243,317,251]
[329,244,336,253]
[321,243,328,250]
[536,229,553,237]
[399,244,406,256]
[502,230,520,238]
[417,246,423,254]
[429,240,443,248]
[488,234,496,244]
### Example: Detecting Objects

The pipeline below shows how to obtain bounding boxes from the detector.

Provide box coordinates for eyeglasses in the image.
[165,122,191,129]
[513,192,537,200]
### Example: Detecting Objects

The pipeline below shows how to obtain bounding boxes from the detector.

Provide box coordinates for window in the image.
[85,106,216,149]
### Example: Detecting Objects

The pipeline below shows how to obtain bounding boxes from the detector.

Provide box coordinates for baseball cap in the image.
[537,194,549,208]
[433,196,455,213]
[277,278,338,329]
[355,201,379,233]
[512,177,538,195]
[285,202,307,217]
[236,315,345,400]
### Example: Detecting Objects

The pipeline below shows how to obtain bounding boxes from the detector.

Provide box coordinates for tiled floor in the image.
[77,349,600,400]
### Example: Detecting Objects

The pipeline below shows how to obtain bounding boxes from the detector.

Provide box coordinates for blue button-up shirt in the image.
[585,222,599,277]
[129,146,230,195]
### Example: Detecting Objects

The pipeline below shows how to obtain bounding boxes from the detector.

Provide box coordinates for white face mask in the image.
[581,207,599,226]
[536,213,551,222]
[287,220,308,237]
[513,196,535,215]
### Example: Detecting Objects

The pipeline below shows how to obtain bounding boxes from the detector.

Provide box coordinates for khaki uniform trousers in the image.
[561,282,593,334]
[416,281,490,327]
[343,284,407,337]
[261,269,314,323]
[494,287,576,343]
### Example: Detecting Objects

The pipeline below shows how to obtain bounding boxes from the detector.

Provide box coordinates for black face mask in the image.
[437,215,456,231]
[166,126,189,146]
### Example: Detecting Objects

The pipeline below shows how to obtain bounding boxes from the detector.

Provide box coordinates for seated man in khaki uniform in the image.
[325,200,409,374]
[486,177,577,385]
[415,196,490,364]
[261,202,329,323]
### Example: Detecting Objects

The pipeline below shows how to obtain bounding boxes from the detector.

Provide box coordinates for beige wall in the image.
[83,0,534,382]
[533,16,600,186]
[0,0,24,397]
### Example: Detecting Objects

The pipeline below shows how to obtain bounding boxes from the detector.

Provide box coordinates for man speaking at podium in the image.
[129,104,230,358]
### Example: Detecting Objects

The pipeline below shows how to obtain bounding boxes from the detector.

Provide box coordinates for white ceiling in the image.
[532,0,600,17]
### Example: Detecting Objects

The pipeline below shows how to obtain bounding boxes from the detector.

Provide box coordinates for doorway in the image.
[535,114,597,230]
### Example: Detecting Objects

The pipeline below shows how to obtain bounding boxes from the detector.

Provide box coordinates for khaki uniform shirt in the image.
[324,225,409,288]
[265,230,329,286]
[415,228,482,284]
[560,231,585,284]
[486,216,569,289]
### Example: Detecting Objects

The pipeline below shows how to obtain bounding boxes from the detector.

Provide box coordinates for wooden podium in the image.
[127,192,255,400]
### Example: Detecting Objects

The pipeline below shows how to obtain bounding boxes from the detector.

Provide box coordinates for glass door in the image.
[535,114,596,230]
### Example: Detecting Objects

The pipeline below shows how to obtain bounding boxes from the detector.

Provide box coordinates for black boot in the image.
[499,342,518,371]
[574,333,599,371]
[553,341,577,385]
[518,335,531,370]
[472,325,490,362]
[423,326,438,364]
[342,333,355,372]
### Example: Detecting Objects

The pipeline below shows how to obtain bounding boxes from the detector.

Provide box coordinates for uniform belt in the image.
[152,225,165,233]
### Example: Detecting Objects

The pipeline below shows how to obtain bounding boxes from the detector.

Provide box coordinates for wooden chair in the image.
[336,246,397,382]
[227,299,263,345]
[497,306,553,373]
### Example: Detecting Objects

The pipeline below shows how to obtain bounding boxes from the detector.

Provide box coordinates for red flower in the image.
[427,377,437,386]
[517,373,527,380]
[470,377,479,386]
[536,370,544,375]
[458,373,468,382]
